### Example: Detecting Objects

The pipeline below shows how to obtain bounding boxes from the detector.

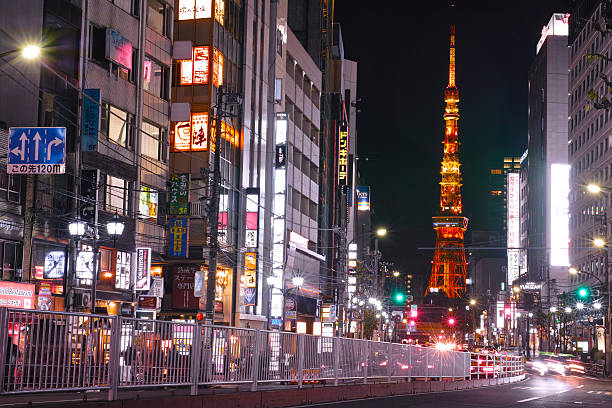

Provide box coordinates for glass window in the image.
[106,175,128,214]
[141,121,161,160]
[139,186,158,221]
[143,57,165,98]
[147,0,167,35]
[107,105,129,147]
[113,0,133,14]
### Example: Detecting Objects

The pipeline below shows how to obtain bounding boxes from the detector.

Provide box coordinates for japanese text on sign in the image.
[169,174,190,215]
[337,129,348,184]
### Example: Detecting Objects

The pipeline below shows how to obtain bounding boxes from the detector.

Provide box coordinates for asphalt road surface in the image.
[299,371,612,407]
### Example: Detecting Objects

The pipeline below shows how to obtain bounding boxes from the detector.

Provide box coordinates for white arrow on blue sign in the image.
[7,127,66,174]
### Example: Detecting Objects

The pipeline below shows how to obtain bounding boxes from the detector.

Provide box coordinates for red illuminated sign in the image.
[0,281,35,309]
[180,46,210,85]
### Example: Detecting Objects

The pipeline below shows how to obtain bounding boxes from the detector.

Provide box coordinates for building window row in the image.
[285,53,321,108]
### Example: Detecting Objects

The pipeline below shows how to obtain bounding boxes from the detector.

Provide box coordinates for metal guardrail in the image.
[0,309,524,400]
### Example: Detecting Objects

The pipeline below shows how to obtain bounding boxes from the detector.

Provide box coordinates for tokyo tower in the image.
[426,25,468,299]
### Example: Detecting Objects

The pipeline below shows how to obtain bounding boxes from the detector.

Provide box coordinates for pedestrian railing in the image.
[0,308,524,400]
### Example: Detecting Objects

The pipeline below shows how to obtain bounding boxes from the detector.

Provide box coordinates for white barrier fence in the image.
[0,309,524,399]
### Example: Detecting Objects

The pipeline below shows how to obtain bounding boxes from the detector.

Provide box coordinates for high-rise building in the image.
[568,2,611,293]
[427,26,468,300]
[0,0,174,314]
[488,156,521,237]
[525,13,569,297]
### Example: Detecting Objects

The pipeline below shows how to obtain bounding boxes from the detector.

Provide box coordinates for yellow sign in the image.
[337,130,348,184]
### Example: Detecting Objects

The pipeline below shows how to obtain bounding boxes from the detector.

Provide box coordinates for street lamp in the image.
[594,237,606,248]
[292,276,304,287]
[550,306,557,313]
[376,228,387,237]
[68,215,125,313]
[393,271,400,277]
[0,44,41,59]
[587,183,602,194]
[470,299,476,306]
[594,303,602,310]
[576,302,585,310]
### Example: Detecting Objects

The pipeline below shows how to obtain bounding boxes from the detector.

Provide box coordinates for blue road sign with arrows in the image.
[7,127,66,174]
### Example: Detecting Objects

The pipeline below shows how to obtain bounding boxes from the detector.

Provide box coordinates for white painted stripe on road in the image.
[556,389,569,394]
[517,396,541,403]
[587,391,594,394]
[576,385,584,389]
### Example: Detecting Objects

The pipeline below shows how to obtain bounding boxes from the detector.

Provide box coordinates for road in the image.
[300,371,612,407]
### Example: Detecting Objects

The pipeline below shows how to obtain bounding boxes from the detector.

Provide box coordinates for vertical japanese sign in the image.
[245,188,259,248]
[169,174,190,215]
[507,172,520,286]
[337,126,348,185]
[168,218,189,257]
[213,48,223,87]
[135,247,152,291]
[82,89,100,152]
[173,265,199,310]
[244,252,257,306]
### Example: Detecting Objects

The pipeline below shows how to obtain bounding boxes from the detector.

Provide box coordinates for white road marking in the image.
[556,389,569,394]
[587,391,594,394]
[517,396,541,403]
[576,385,584,389]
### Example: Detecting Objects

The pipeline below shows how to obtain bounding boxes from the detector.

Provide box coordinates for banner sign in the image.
[105,28,132,70]
[245,188,259,248]
[135,247,151,291]
[337,126,348,185]
[173,265,199,310]
[37,281,52,311]
[147,277,164,298]
[82,89,100,152]
[0,282,35,309]
[275,145,286,168]
[169,174,190,215]
[356,186,370,211]
[168,218,189,257]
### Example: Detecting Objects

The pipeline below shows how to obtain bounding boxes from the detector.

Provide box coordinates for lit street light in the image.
[376,228,387,237]
[565,307,572,313]
[587,183,602,193]
[549,306,557,313]
[594,303,602,310]
[0,44,41,59]
[470,299,476,306]
[576,302,584,310]
[594,237,606,248]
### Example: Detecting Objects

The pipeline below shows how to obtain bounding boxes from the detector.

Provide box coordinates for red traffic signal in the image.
[448,317,455,326]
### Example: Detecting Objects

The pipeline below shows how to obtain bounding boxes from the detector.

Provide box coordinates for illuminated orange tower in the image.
[427,25,468,299]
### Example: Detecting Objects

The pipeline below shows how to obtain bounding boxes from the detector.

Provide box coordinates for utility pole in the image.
[205,86,224,324]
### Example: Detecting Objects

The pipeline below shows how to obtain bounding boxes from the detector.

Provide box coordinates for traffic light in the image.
[448,317,455,326]
[394,292,405,303]
[577,287,590,299]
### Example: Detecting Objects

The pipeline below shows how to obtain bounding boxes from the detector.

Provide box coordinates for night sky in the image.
[334,0,572,292]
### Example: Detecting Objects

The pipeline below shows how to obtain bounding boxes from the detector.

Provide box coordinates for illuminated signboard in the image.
[0,281,35,309]
[191,113,208,150]
[178,0,212,20]
[213,48,223,87]
[210,119,239,151]
[356,186,370,211]
[106,29,132,70]
[536,13,569,53]
[44,251,65,279]
[169,174,190,215]
[139,186,158,220]
[169,218,189,257]
[244,252,257,307]
[271,112,288,318]
[135,247,152,291]
[215,0,224,25]
[337,127,348,185]
[173,113,208,151]
[507,172,520,286]
[180,46,210,85]
[174,121,191,150]
[550,163,570,266]
[245,188,259,248]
